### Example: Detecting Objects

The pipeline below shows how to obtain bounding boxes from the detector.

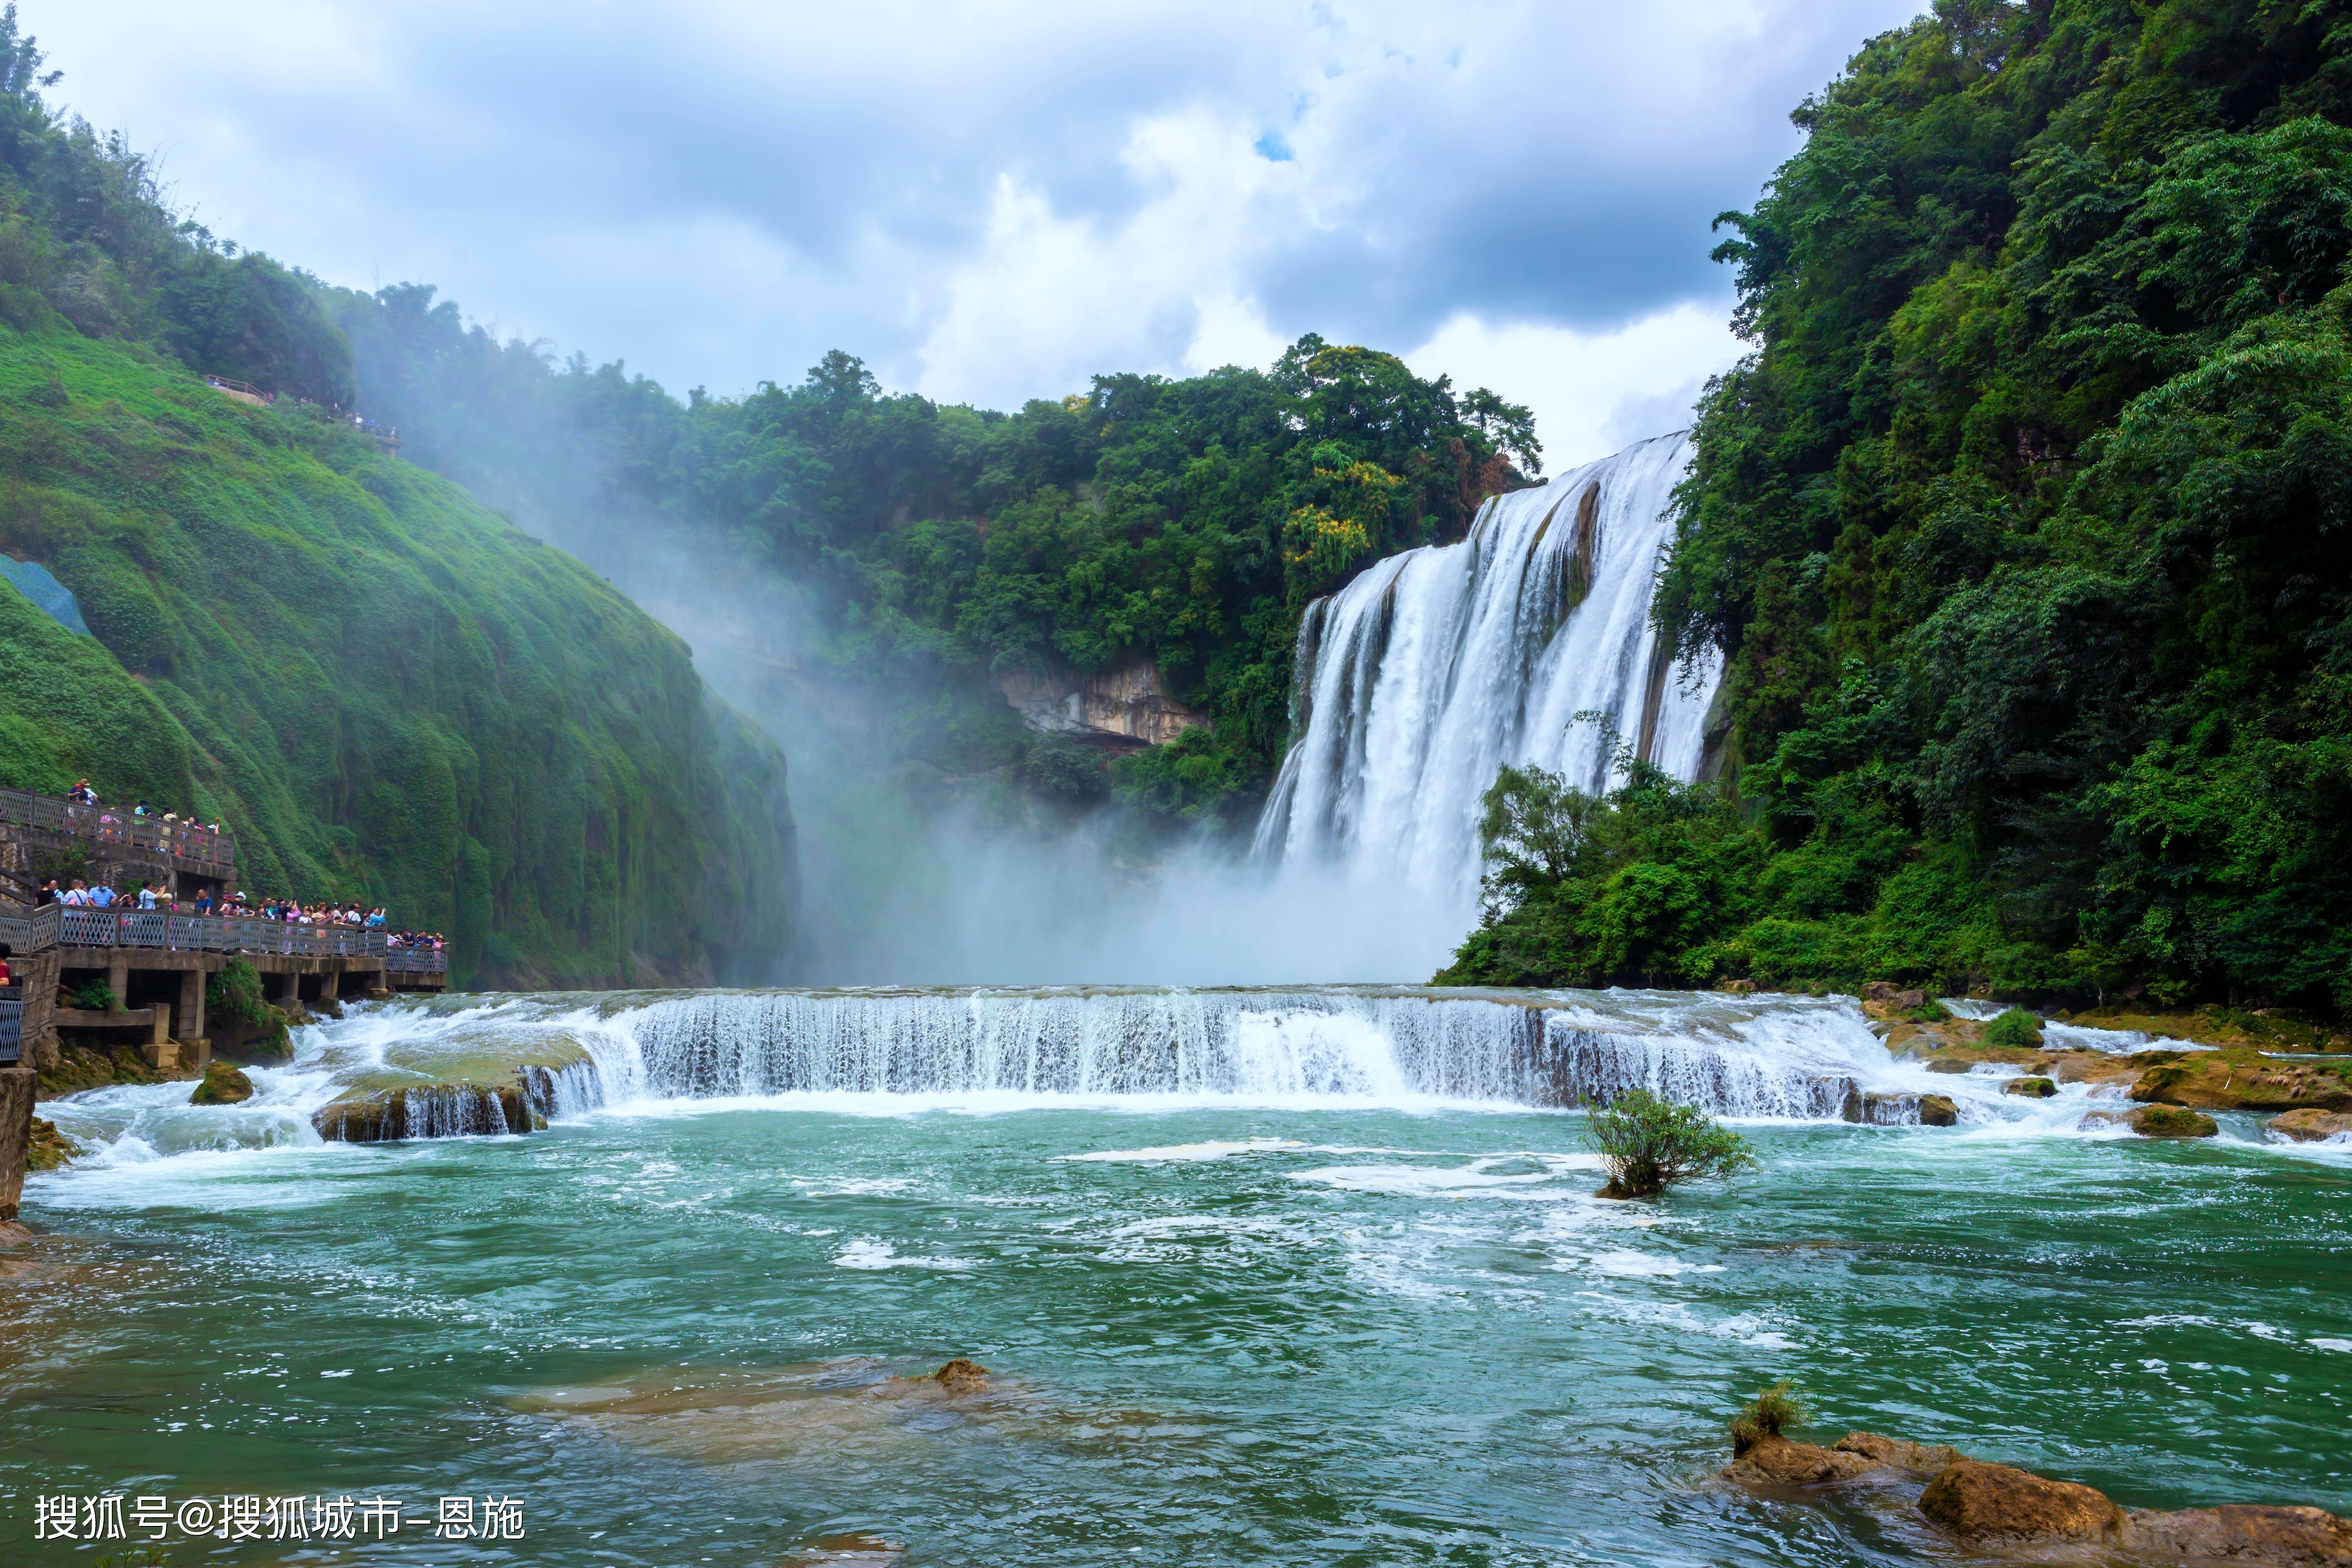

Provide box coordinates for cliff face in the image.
[0,327,795,989]
[993,656,1206,749]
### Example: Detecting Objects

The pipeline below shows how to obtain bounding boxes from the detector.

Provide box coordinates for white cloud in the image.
[28,0,1921,440]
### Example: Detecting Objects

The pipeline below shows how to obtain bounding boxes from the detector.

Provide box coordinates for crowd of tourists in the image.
[28,782,446,951]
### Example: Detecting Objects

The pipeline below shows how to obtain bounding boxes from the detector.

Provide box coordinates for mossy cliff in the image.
[0,329,795,988]
[0,14,795,987]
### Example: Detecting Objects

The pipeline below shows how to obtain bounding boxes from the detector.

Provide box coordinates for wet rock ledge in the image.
[312,1065,570,1143]
[1725,1428,2352,1562]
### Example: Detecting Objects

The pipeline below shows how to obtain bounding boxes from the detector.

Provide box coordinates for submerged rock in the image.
[2268,1109,2352,1143]
[1723,1434,1882,1488]
[2129,1104,2219,1139]
[189,1061,254,1105]
[1918,1457,2125,1542]
[24,1116,76,1172]
[1918,1094,1959,1126]
[930,1359,990,1395]
[1720,1423,2352,1564]
[2003,1076,2058,1098]
[2123,1504,2352,1563]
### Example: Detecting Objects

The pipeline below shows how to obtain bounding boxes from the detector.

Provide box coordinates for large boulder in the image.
[1918,1094,1959,1127]
[189,1061,254,1105]
[2004,1076,2058,1098]
[2269,1109,2352,1143]
[2130,1105,2219,1139]
[1918,1458,2125,1542]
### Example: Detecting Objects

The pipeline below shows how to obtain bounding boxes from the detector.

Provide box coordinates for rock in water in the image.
[1723,1435,1882,1488]
[2124,1504,2352,1564]
[1918,1094,1959,1127]
[2003,1076,2057,1098]
[2131,1105,2219,1138]
[1834,1432,1963,1478]
[932,1359,989,1395]
[189,1061,254,1105]
[1918,1458,2125,1542]
[2268,1109,2352,1143]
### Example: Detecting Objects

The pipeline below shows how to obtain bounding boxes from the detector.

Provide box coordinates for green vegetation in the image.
[1981,1007,2045,1049]
[68,979,114,1012]
[1729,1381,1805,1453]
[330,302,1539,829]
[1585,1088,1755,1199]
[204,958,269,1029]
[1447,0,2352,1014]
[0,13,794,986]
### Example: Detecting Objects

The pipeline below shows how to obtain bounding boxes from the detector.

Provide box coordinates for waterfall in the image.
[1253,432,1723,901]
[550,987,1908,1118]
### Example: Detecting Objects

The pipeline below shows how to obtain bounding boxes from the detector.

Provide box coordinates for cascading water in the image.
[1253,432,1724,903]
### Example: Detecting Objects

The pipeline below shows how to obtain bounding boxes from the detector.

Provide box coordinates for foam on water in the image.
[29,984,2345,1180]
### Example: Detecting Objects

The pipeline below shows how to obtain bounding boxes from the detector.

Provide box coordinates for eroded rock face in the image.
[2132,1050,2352,1113]
[2269,1109,2352,1143]
[1917,1458,2125,1542]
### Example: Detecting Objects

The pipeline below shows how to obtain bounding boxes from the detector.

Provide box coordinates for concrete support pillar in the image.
[275,969,301,1007]
[105,954,128,1013]
[178,968,205,1042]
[318,968,340,1002]
[0,1065,32,1222]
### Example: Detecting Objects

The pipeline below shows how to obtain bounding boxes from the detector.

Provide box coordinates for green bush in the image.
[1729,1381,1805,1454]
[1586,1089,1756,1199]
[70,980,116,1012]
[1981,1007,2045,1050]
[205,958,271,1027]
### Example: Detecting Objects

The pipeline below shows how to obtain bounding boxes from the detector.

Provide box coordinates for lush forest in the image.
[328,290,1540,829]
[0,11,795,987]
[1443,0,2352,1012]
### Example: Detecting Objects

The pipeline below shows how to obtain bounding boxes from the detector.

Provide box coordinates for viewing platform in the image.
[0,784,235,871]
[0,799,446,1074]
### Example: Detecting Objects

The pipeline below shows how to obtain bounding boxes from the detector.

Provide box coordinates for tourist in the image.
[137,883,159,910]
[194,888,214,916]
[35,878,57,906]
[0,953,11,989]
[90,882,114,909]
[69,779,94,804]
[60,880,89,906]
[134,801,149,817]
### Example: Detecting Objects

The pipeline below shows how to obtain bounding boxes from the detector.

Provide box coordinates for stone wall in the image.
[0,1065,32,1221]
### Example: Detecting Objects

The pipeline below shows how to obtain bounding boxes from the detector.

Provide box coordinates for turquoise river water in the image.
[5,987,2350,1566]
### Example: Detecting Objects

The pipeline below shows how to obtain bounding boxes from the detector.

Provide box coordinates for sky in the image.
[34,0,1925,469]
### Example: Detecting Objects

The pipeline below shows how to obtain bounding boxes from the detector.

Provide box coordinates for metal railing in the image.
[0,989,19,1064]
[0,786,236,870]
[42,908,445,972]
[0,903,60,955]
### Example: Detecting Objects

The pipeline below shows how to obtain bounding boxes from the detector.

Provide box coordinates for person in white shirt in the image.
[138,884,158,910]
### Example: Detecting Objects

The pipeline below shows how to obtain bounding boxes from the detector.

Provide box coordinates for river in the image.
[9,988,2350,1564]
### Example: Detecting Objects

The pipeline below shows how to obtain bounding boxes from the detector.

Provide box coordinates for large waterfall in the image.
[1254,433,1722,901]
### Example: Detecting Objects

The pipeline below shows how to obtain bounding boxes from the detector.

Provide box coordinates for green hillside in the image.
[1444,0,2352,1013]
[0,15,792,987]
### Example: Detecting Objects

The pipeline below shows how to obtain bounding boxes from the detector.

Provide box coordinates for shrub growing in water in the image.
[1586,1089,1755,1198]
[1982,1007,2045,1050]
[1728,1381,1805,1454]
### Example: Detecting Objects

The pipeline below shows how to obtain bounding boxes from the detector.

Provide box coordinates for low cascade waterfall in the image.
[1254,432,1724,900]
[552,987,1908,1118]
